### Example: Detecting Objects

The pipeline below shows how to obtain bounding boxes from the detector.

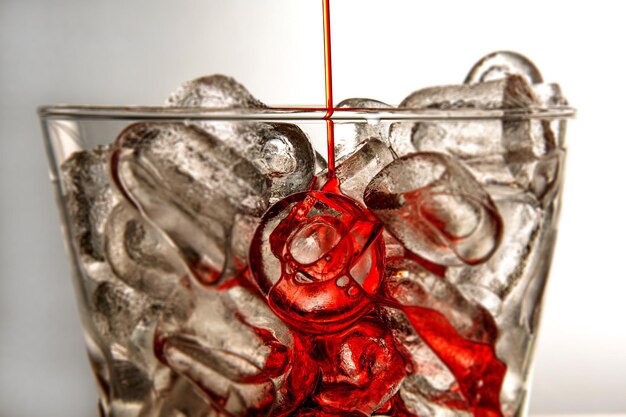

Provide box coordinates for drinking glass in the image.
[39,103,574,417]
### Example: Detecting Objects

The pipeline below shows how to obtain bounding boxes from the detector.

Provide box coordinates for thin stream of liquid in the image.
[322,0,337,187]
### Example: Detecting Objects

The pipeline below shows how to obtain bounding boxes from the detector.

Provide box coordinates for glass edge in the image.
[37,105,576,121]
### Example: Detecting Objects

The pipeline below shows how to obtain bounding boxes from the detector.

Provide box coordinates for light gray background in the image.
[1,1,625,416]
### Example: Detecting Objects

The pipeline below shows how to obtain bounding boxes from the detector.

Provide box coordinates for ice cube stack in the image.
[60,52,568,417]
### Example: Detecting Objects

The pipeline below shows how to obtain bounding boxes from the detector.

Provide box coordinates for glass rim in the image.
[38,104,576,121]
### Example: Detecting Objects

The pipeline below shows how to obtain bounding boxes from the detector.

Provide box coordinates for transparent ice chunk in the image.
[364,152,502,266]
[334,98,393,160]
[378,306,470,417]
[104,204,187,300]
[383,258,497,344]
[156,285,316,416]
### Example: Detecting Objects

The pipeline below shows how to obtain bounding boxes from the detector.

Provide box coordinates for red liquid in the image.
[157,1,507,415]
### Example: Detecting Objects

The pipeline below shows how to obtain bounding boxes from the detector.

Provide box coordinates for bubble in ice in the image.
[166,74,266,109]
[111,122,270,287]
[249,190,385,334]
[61,145,120,264]
[464,51,544,85]
[311,316,408,415]
[313,138,394,204]
[364,152,503,266]
[167,75,316,202]
[334,97,393,161]
[104,204,187,300]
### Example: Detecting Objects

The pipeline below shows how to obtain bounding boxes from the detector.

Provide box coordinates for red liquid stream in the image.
[322,0,338,191]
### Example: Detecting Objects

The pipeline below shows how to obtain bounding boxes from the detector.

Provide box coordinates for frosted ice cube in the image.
[464,51,544,85]
[166,74,266,109]
[111,122,270,286]
[167,75,315,201]
[61,145,120,264]
[390,76,564,197]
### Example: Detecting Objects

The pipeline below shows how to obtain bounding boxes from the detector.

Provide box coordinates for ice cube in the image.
[138,377,219,417]
[390,76,563,197]
[313,138,394,204]
[364,152,503,266]
[334,98,393,160]
[61,145,120,264]
[464,51,544,85]
[378,306,470,416]
[196,121,316,202]
[91,278,164,379]
[104,204,187,300]
[462,53,568,197]
[156,285,316,416]
[383,258,497,344]
[111,122,270,286]
[445,193,543,301]
[399,76,536,110]
[168,75,316,201]
[166,74,266,109]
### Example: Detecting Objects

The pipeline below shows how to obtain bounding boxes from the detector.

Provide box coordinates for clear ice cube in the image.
[104,204,187,300]
[390,75,565,197]
[313,138,394,204]
[364,152,503,266]
[156,285,316,416]
[334,98,393,161]
[383,258,497,344]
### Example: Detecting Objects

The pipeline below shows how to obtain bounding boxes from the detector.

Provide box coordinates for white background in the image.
[1,1,625,416]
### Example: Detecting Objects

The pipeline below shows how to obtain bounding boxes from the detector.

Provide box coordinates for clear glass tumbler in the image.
[39,102,573,417]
